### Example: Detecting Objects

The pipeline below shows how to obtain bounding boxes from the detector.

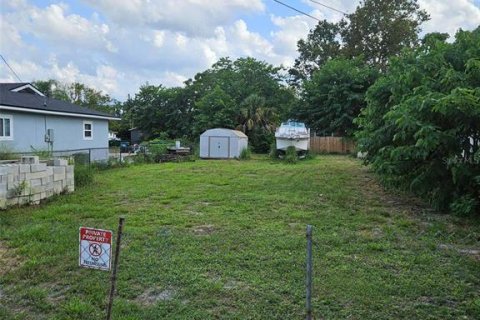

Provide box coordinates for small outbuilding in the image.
[200,128,248,159]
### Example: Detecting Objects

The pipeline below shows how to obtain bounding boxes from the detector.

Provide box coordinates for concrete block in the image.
[25,171,47,180]
[0,167,10,175]
[21,156,39,164]
[54,159,68,166]
[19,164,31,173]
[66,172,74,180]
[31,185,46,194]
[18,196,30,205]
[53,173,65,182]
[53,167,65,175]
[32,193,42,202]
[30,178,42,187]
[46,167,53,176]
[30,163,47,172]
[53,181,64,194]
[0,182,7,191]
[6,197,18,206]
[0,198,6,209]
[40,192,47,199]
[66,165,74,174]
[8,166,19,175]
[66,185,74,193]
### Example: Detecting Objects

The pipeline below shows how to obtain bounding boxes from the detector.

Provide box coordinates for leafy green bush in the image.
[284,146,298,164]
[74,165,94,188]
[356,28,480,214]
[239,147,251,160]
[72,153,90,165]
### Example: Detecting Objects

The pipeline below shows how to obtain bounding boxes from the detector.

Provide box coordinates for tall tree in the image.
[193,85,237,136]
[294,57,378,136]
[290,20,342,84]
[236,94,278,152]
[127,84,192,140]
[33,79,114,113]
[289,0,429,81]
[341,0,430,69]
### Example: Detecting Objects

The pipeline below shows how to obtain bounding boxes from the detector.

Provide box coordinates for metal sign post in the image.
[306,224,313,320]
[106,217,125,320]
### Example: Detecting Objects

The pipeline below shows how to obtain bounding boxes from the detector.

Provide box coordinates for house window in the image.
[0,114,13,140]
[83,121,93,140]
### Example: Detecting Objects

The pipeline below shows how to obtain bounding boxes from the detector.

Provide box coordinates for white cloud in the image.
[419,0,480,36]
[81,0,265,37]
[3,2,116,53]
[1,0,479,101]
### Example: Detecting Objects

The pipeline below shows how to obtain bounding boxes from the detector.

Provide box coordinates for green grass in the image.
[0,156,479,319]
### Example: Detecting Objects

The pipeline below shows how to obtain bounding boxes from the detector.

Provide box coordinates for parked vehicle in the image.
[275,120,310,157]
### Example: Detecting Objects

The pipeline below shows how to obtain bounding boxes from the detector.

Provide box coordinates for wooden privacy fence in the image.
[310,136,355,154]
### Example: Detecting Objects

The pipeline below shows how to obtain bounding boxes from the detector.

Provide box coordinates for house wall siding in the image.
[0,111,109,156]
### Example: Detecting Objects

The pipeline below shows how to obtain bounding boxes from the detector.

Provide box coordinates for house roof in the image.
[0,83,120,120]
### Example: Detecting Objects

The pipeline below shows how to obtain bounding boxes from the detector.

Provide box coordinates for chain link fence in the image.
[1,147,128,165]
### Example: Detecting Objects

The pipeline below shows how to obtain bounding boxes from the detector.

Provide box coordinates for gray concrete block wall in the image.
[0,156,74,209]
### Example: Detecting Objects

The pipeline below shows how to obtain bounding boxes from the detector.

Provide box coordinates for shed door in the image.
[209,136,230,158]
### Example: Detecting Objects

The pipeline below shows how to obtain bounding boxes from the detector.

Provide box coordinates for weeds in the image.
[284,146,298,164]
[238,147,251,160]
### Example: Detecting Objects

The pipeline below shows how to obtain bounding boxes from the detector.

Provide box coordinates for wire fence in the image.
[4,148,127,165]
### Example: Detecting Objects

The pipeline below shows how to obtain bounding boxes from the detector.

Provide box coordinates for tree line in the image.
[33,0,479,214]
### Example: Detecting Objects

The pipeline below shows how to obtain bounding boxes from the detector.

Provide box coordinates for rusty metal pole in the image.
[306,225,313,320]
[106,217,125,320]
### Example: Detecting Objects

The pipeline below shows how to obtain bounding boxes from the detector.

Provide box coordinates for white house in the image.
[0,83,120,161]
[200,128,248,159]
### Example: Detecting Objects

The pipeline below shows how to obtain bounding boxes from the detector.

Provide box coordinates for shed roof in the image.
[0,83,120,120]
[200,128,248,138]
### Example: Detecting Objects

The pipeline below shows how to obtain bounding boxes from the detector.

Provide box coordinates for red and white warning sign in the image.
[79,227,112,271]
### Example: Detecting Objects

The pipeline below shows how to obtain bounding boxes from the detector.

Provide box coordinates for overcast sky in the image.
[1,0,479,101]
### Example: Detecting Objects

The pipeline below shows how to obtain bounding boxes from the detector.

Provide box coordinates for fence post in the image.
[306,224,313,320]
[88,149,92,166]
[106,217,125,320]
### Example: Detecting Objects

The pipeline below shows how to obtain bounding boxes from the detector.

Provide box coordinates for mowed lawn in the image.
[0,156,479,319]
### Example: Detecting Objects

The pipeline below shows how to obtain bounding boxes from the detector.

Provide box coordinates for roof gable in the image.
[9,83,45,96]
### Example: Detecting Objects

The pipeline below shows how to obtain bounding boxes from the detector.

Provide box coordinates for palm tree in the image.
[236,94,277,136]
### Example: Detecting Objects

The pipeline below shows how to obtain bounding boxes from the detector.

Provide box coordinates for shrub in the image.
[74,165,94,188]
[355,28,480,214]
[30,146,52,159]
[0,144,16,160]
[269,142,278,159]
[239,147,251,160]
[284,146,298,164]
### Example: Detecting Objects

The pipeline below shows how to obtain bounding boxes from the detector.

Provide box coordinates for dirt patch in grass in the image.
[357,169,430,215]
[0,241,23,276]
[192,224,215,235]
[42,283,71,305]
[135,287,176,306]
[357,227,384,240]
[438,244,480,261]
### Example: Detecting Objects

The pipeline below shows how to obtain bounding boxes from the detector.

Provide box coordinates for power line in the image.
[0,54,22,82]
[309,0,348,15]
[273,0,320,21]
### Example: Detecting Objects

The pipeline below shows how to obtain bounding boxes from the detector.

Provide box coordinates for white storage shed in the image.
[200,128,248,159]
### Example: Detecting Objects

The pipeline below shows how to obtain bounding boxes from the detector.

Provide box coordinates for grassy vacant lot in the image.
[0,156,479,319]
